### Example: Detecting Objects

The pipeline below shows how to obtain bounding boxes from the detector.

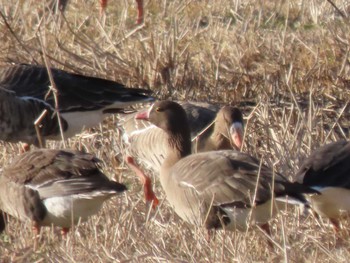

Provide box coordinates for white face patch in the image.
[230,122,244,134]
[230,122,244,149]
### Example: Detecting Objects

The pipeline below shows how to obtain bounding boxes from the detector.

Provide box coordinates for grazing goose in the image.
[121,101,244,173]
[0,149,127,238]
[296,141,350,231]
[49,0,144,24]
[128,100,316,234]
[0,87,66,146]
[0,64,153,145]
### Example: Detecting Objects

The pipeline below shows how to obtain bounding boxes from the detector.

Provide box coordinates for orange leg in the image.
[98,0,143,24]
[100,0,108,17]
[32,222,41,237]
[330,218,341,232]
[135,0,144,24]
[205,229,216,243]
[125,156,159,208]
[20,143,31,153]
[32,222,41,250]
[61,227,70,236]
[100,0,108,12]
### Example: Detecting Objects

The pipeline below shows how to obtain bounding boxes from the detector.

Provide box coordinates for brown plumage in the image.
[121,102,244,173]
[130,100,315,233]
[121,101,243,208]
[296,140,350,231]
[0,86,66,146]
[0,64,153,146]
[0,149,126,238]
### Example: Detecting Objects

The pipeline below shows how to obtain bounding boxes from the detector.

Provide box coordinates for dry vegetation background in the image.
[0,0,350,262]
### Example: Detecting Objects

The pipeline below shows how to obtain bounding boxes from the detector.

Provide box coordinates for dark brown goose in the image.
[0,149,126,238]
[121,101,244,173]
[0,87,66,146]
[296,141,350,231]
[129,100,315,233]
[0,64,153,145]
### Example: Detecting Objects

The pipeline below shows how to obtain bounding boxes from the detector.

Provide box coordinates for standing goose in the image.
[0,64,153,145]
[121,101,244,173]
[296,141,350,231]
[0,87,66,147]
[121,102,243,206]
[128,101,315,234]
[0,149,127,238]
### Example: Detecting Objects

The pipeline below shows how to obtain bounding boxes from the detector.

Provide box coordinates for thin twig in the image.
[326,0,347,19]
[34,109,48,148]
[0,11,38,63]
[38,31,67,147]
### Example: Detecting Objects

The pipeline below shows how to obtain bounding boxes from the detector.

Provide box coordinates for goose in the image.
[0,87,66,146]
[49,0,144,24]
[296,140,350,231]
[121,102,243,207]
[0,64,153,146]
[121,101,244,173]
[0,149,127,239]
[127,100,316,235]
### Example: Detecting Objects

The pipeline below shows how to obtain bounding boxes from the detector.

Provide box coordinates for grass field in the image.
[0,0,350,262]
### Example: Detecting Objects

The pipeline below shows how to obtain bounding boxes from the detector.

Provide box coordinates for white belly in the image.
[223,200,279,231]
[55,110,105,139]
[163,178,280,232]
[41,195,108,227]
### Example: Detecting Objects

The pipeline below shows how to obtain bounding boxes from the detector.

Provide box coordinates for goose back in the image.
[162,150,309,230]
[0,87,67,145]
[296,141,350,221]
[0,64,154,142]
[0,149,126,228]
[0,64,153,113]
[296,141,350,188]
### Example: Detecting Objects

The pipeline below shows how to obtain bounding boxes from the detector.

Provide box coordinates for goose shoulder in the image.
[297,141,350,188]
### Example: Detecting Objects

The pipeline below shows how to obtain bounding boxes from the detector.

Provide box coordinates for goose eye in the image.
[155,107,162,112]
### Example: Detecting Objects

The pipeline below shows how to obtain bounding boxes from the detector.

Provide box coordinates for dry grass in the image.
[1,0,350,262]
